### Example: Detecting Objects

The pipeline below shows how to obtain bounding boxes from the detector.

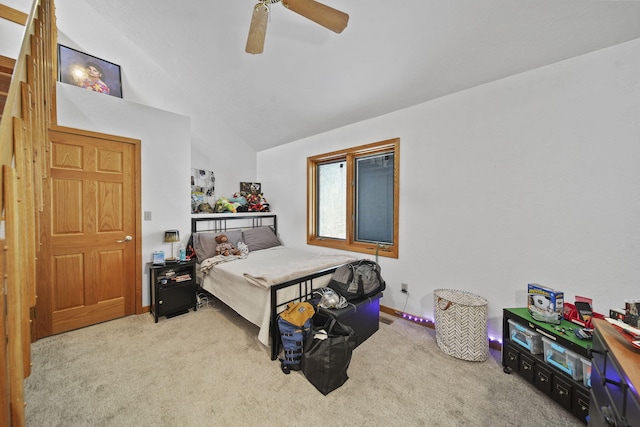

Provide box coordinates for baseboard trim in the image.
[380,304,502,351]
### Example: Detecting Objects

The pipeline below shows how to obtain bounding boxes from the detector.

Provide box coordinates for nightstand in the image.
[147,259,197,322]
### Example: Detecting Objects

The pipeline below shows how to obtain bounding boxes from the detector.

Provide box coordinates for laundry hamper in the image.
[434,289,488,362]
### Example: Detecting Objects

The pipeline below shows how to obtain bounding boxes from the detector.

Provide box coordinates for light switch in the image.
[144,211,152,221]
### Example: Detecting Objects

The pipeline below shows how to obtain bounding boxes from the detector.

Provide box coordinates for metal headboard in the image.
[190,214,277,235]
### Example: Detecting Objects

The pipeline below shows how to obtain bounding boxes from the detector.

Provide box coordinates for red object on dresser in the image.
[562,302,604,329]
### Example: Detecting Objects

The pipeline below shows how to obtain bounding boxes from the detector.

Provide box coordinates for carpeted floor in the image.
[24,299,584,426]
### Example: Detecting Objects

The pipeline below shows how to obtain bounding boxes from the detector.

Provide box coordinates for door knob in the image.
[117,235,133,243]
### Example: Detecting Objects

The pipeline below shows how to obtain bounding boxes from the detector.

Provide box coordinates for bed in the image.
[189,214,359,360]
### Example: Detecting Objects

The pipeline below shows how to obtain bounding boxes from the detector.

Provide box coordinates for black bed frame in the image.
[190,214,340,360]
[191,214,278,235]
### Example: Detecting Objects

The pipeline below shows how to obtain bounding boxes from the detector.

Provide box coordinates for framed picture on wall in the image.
[240,182,261,195]
[57,44,123,98]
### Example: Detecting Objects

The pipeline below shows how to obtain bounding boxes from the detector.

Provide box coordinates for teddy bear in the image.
[215,234,240,256]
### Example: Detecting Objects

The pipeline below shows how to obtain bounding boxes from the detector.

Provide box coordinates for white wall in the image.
[56,83,191,306]
[258,39,640,338]
[54,0,257,199]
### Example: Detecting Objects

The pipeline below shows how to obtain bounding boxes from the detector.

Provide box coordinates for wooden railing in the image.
[0,0,56,425]
[0,4,28,26]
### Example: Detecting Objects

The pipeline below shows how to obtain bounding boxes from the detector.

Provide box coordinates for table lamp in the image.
[163,230,180,261]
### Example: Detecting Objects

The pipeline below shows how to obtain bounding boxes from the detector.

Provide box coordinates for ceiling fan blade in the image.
[246,3,269,54]
[282,0,349,34]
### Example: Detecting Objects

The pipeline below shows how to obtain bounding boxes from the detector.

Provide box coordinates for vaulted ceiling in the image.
[50,0,640,151]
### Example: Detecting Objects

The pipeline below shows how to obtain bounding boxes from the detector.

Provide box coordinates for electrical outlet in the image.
[401,283,408,293]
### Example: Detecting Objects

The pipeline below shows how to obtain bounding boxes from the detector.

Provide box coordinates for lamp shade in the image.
[163,230,180,243]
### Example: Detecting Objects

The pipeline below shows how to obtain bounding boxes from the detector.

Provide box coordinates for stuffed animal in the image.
[215,234,240,256]
[229,193,249,212]
[237,241,249,258]
[245,193,270,212]
[215,194,269,213]
[230,193,248,206]
[214,197,236,213]
[197,202,215,213]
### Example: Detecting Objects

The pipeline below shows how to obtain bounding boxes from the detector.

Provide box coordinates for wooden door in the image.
[36,126,141,337]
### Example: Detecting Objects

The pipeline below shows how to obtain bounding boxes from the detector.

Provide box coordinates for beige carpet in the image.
[25,300,584,427]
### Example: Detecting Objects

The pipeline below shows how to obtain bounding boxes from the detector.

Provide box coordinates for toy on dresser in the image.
[564,296,597,328]
[527,283,564,325]
[604,317,640,350]
[626,299,640,328]
[605,299,640,350]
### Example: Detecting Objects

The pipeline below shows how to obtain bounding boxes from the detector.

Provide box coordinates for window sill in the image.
[307,237,398,259]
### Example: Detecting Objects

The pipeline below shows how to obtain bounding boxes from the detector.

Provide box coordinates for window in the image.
[307,138,399,258]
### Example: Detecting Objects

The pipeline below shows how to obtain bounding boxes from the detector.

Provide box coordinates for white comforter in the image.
[242,247,357,288]
[199,246,357,346]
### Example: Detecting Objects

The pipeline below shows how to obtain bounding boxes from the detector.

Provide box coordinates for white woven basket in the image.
[434,289,488,362]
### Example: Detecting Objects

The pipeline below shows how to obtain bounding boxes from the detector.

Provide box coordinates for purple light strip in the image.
[398,311,503,346]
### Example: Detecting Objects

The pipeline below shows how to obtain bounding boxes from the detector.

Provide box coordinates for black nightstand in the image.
[147,259,197,323]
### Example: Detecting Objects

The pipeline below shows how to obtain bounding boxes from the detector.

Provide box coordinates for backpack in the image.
[277,301,315,374]
[328,260,385,302]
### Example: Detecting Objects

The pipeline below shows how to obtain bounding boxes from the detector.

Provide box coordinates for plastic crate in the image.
[507,319,543,354]
[541,336,583,381]
[581,357,591,388]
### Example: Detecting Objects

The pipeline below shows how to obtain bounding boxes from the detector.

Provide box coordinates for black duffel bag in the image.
[301,319,357,395]
[328,259,385,301]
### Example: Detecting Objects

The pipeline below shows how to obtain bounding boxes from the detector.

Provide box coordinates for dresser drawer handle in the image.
[577,398,588,411]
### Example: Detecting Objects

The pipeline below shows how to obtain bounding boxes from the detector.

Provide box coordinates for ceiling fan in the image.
[245,0,349,54]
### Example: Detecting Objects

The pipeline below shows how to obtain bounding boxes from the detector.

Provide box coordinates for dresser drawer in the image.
[552,374,573,411]
[572,385,590,421]
[503,341,520,373]
[519,352,535,383]
[534,362,553,395]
